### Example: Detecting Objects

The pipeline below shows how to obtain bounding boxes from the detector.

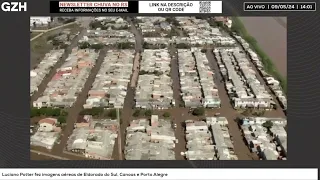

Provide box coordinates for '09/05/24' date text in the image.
[244,2,316,11]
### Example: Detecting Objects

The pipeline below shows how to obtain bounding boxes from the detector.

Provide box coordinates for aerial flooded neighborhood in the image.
[30,16,287,160]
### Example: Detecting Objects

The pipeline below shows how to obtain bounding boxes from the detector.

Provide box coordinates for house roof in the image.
[39,118,56,125]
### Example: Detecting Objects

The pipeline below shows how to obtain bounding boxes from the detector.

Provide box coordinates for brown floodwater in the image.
[240,17,287,77]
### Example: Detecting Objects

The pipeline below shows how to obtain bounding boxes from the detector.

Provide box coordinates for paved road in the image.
[30,150,69,160]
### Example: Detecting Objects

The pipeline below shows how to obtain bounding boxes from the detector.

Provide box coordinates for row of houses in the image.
[175,17,236,46]
[66,116,119,160]
[84,50,135,109]
[136,17,171,35]
[176,17,214,46]
[183,117,237,160]
[30,49,65,96]
[240,117,287,160]
[213,17,233,28]
[235,35,287,110]
[33,48,99,108]
[214,48,273,109]
[81,35,135,46]
[30,16,51,27]
[135,49,174,109]
[193,49,221,108]
[86,29,133,38]
[80,27,135,46]
[178,49,203,108]
[143,37,171,48]
[125,115,176,160]
[94,16,129,29]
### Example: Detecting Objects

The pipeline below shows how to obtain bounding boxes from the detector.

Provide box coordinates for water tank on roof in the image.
[30,71,37,77]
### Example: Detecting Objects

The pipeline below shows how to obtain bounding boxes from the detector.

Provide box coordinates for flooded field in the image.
[240,17,287,77]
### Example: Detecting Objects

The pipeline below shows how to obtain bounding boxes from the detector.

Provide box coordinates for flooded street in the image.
[50,48,107,155]
[31,17,286,161]
[240,17,287,77]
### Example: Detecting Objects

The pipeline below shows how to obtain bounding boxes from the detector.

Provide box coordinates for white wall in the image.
[39,122,54,132]
[30,17,51,26]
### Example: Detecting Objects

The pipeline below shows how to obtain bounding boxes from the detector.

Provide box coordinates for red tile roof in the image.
[39,118,56,125]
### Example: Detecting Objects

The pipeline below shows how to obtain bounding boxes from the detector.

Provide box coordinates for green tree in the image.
[192,107,205,116]
[246,36,257,44]
[58,116,67,124]
[117,42,134,49]
[90,43,104,50]
[144,109,153,117]
[154,71,163,76]
[30,107,41,118]
[64,18,76,24]
[78,42,91,49]
[108,109,118,119]
[61,110,68,116]
[215,21,224,27]
[163,112,171,118]
[176,43,190,49]
[242,109,252,116]
[38,107,48,116]
[92,107,104,116]
[79,107,103,116]
[60,43,69,49]
[201,49,207,53]
[133,109,141,117]
[262,120,273,129]
[143,42,149,49]
[139,70,148,75]
[165,17,174,24]
[89,21,103,29]
[51,108,61,117]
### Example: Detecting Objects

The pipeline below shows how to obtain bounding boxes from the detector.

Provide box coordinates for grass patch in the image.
[30,23,82,69]
[230,17,287,94]
[30,32,41,39]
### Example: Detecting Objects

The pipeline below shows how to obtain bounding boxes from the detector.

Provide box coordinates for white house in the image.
[38,118,57,132]
[30,16,51,27]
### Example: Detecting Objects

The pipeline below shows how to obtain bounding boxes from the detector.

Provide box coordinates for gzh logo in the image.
[1,2,27,11]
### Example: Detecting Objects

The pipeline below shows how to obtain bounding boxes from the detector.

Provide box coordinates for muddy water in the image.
[239,17,287,77]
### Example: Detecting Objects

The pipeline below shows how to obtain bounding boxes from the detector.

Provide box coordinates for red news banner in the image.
[244,2,316,11]
[50,1,139,13]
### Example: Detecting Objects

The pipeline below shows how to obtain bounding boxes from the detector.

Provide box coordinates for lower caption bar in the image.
[0,168,318,180]
[50,1,139,13]
[244,2,316,11]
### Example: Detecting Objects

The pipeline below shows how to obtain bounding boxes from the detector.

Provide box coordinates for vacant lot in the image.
[30,32,41,39]
[30,23,82,69]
